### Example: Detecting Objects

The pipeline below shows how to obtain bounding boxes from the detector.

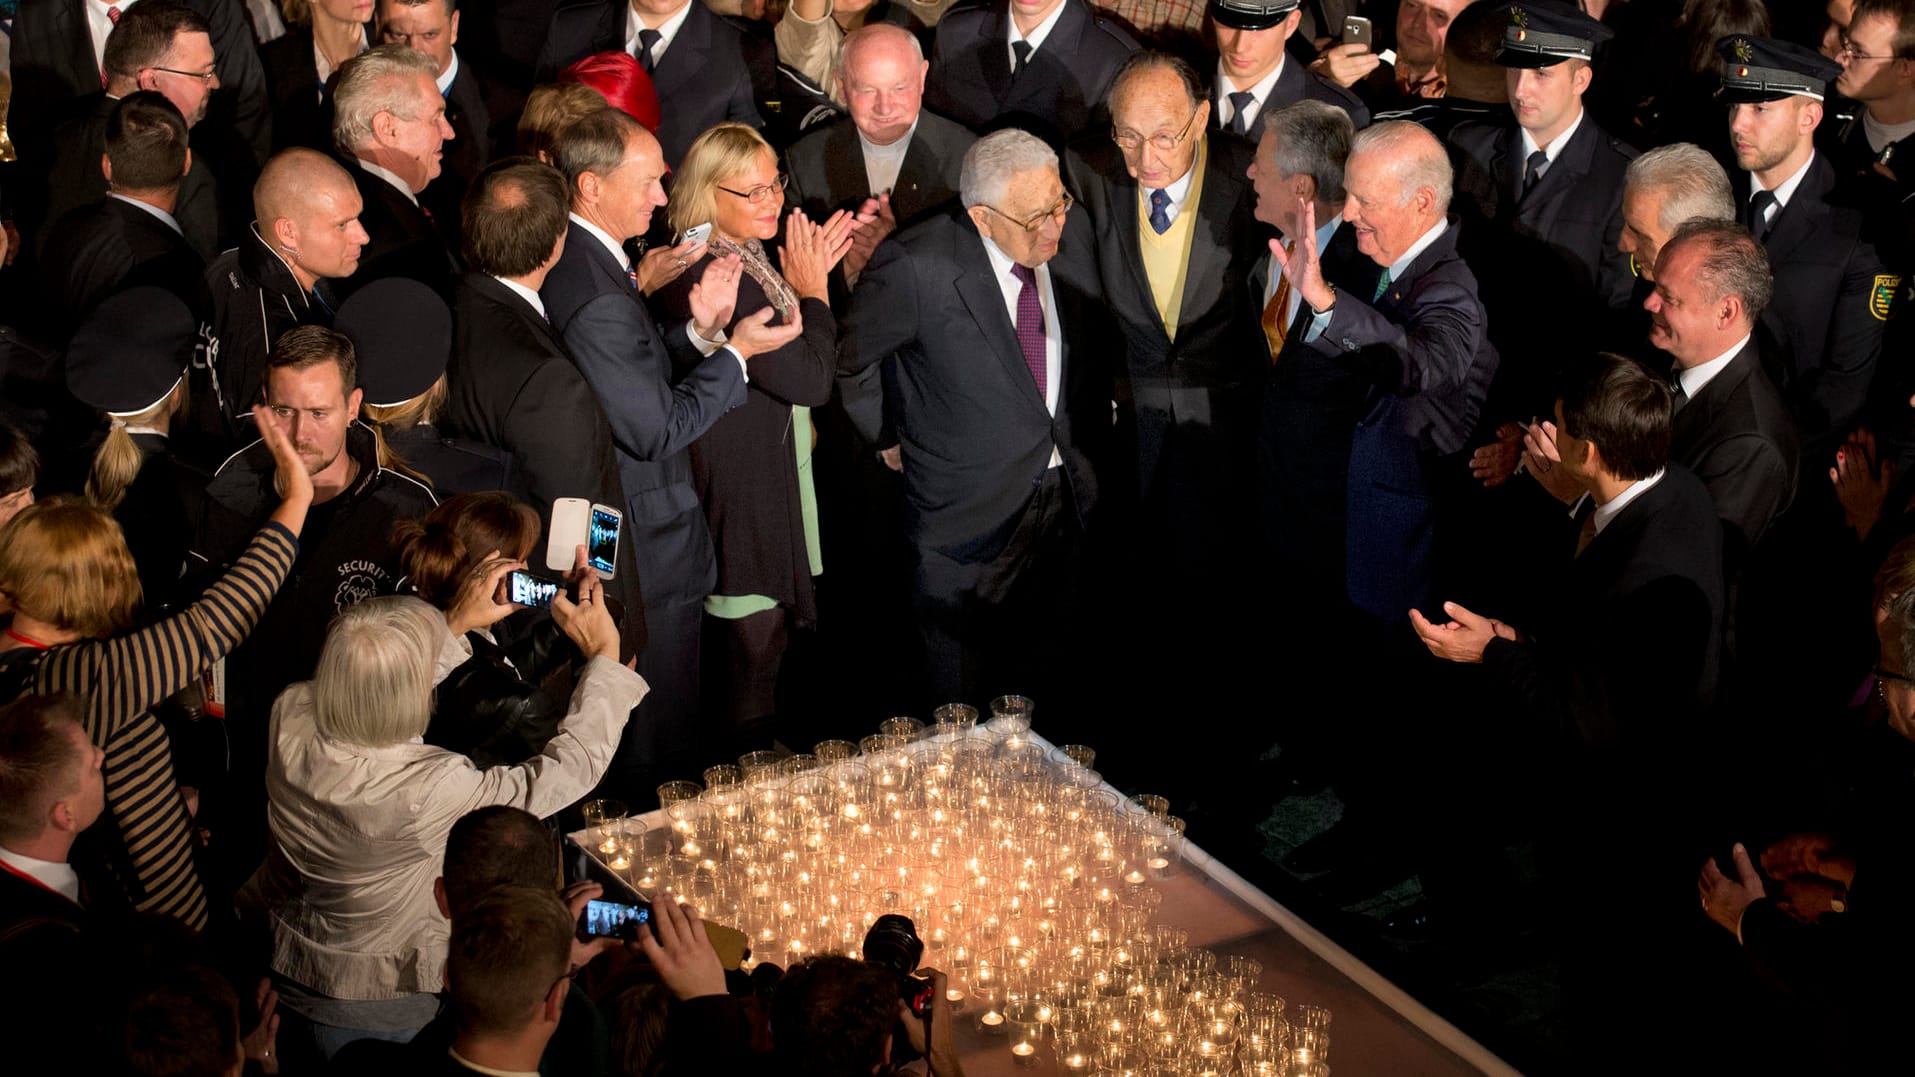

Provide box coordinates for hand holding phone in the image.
[507,570,559,610]
[546,498,622,579]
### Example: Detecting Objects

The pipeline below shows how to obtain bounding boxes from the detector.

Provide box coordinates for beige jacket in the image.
[243,639,647,1001]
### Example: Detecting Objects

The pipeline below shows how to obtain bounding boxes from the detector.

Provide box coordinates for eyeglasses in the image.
[1110,109,1199,154]
[717,173,790,205]
[149,64,218,83]
[1840,37,1904,61]
[983,191,1074,233]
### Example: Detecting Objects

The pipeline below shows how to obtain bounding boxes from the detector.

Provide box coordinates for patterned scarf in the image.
[712,234,799,321]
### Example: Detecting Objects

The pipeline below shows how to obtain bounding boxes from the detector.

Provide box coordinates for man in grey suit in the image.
[541,108,801,797]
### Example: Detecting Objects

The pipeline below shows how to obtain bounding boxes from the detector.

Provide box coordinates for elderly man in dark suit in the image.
[1205,0,1368,135]
[541,108,801,800]
[923,0,1137,145]
[332,44,463,301]
[535,0,768,166]
[378,0,493,247]
[839,128,1110,717]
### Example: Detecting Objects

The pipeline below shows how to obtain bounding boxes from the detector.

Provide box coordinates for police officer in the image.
[333,279,513,498]
[1205,0,1370,134]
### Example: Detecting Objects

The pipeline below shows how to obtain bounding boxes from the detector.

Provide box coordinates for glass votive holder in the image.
[1129,794,1170,819]
[604,822,645,877]
[1292,1004,1332,1031]
[1291,1028,1330,1067]
[1055,744,1097,771]
[738,750,784,783]
[1145,816,1185,879]
[702,764,743,789]
[880,716,927,742]
[1005,998,1045,1065]
[814,739,859,763]
[1055,1007,1095,1072]
[582,798,627,839]
[657,781,702,809]
[932,703,979,739]
[989,694,1035,724]
[780,752,819,775]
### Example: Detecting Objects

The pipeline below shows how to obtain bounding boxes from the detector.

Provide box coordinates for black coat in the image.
[923,0,1138,145]
[29,92,222,262]
[439,273,647,651]
[336,160,462,302]
[419,57,494,251]
[38,196,209,338]
[655,259,835,624]
[1449,114,1637,424]
[534,0,769,166]
[541,226,744,610]
[1734,155,1888,459]
[259,25,346,153]
[784,110,976,229]
[1062,132,1267,532]
[838,208,1110,564]
[1670,338,1799,557]
[1211,54,1371,134]
[382,422,515,498]
[109,432,209,613]
[426,624,574,768]
[201,225,336,452]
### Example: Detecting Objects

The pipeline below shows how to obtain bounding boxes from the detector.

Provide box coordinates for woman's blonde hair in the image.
[0,496,142,638]
[311,595,443,746]
[85,382,184,512]
[667,122,775,236]
[362,376,447,490]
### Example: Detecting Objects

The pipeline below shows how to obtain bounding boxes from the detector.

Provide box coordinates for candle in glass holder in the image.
[979,1009,1004,1029]
[1061,1050,1090,1071]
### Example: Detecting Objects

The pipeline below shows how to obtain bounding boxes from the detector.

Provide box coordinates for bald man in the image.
[198,148,371,456]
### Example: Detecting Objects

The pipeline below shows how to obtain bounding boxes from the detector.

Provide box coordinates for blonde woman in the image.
[654,122,858,757]
[260,0,371,150]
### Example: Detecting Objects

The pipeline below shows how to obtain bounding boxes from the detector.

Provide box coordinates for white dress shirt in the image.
[1142,157,1197,229]
[1676,333,1753,401]
[436,49,460,95]
[355,158,419,206]
[1215,55,1286,133]
[109,193,183,235]
[627,0,696,64]
[1749,153,1815,230]
[1304,217,1447,342]
[564,212,747,379]
[1591,468,1665,536]
[1520,104,1585,183]
[87,0,128,73]
[494,276,549,321]
[979,234,1062,468]
[0,847,82,904]
[1006,0,1069,72]
[859,117,919,196]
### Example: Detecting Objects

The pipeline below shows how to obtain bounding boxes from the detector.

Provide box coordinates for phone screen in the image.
[589,507,621,575]
[509,571,558,609]
[580,898,652,941]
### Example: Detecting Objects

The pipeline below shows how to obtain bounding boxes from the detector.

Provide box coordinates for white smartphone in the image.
[546,497,623,579]
[677,222,713,247]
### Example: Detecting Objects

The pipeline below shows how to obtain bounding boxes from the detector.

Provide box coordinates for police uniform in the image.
[1205,0,1370,133]
[1719,36,1891,459]
[1449,2,1637,426]
[334,280,514,498]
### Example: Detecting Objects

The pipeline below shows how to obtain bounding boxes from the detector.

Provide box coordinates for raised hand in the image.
[1831,427,1894,539]
[843,194,898,281]
[256,404,314,536]
[688,252,745,339]
[1268,198,1334,313]
[445,548,525,636]
[637,236,708,296]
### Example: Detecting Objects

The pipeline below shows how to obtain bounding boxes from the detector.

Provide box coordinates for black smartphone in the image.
[507,570,559,609]
[1342,14,1373,48]
[579,897,653,941]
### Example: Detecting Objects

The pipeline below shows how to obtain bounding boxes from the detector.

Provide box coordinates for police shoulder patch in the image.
[1870,274,1903,321]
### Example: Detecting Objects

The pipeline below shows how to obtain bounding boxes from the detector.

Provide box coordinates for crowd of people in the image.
[1,0,1913,1069]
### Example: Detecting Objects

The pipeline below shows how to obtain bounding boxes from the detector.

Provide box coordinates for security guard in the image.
[333,279,514,498]
[1719,34,1890,461]
[1449,2,1638,429]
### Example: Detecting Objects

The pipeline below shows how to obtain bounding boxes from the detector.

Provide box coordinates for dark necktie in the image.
[1748,189,1778,242]
[1671,374,1688,412]
[1147,188,1171,235]
[627,265,641,291]
[1522,149,1548,199]
[636,28,662,73]
[1010,264,1047,398]
[1011,40,1032,80]
[1227,91,1256,135]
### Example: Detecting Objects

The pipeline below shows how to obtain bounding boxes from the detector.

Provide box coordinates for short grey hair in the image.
[837,22,924,82]
[1624,143,1735,234]
[959,129,1058,209]
[311,595,443,747]
[332,44,441,155]
[1348,120,1452,212]
[1261,100,1354,206]
[1662,218,1773,326]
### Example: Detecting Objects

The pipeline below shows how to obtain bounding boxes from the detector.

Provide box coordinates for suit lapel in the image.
[57,2,99,92]
[1173,140,1239,331]
[1493,124,1521,208]
[1522,117,1594,212]
[1106,172,1161,337]
[953,228,1048,414]
[979,3,1014,103]
[1761,155,1834,265]
[825,122,872,206]
[650,3,710,101]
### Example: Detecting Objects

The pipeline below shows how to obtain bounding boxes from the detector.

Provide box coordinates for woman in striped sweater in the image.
[0,406,312,930]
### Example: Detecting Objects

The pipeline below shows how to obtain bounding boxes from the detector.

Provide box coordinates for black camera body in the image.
[864,914,936,1032]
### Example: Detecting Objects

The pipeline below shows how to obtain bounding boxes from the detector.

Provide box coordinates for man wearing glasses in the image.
[839,128,1110,722]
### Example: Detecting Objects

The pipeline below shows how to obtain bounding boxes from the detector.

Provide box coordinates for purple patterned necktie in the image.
[1010,264,1047,398]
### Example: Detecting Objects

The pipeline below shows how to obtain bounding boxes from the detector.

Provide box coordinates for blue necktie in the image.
[1148,189,1171,235]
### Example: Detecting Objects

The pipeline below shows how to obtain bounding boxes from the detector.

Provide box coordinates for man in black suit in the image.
[378,0,494,249]
[1721,36,1887,464]
[839,128,1109,715]
[331,44,463,301]
[542,109,799,798]
[8,0,270,198]
[202,149,370,456]
[1416,351,1723,1053]
[923,0,1137,145]
[26,2,225,261]
[0,695,112,1050]
[535,0,769,166]
[1616,142,1735,288]
[39,93,208,339]
[437,159,650,672]
[1206,0,1368,136]
[1448,1,1636,455]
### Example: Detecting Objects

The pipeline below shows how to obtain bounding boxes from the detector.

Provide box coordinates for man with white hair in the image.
[331,43,461,300]
[838,127,1110,717]
[1267,118,1497,891]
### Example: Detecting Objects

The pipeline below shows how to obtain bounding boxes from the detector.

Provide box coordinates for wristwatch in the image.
[1308,283,1337,319]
